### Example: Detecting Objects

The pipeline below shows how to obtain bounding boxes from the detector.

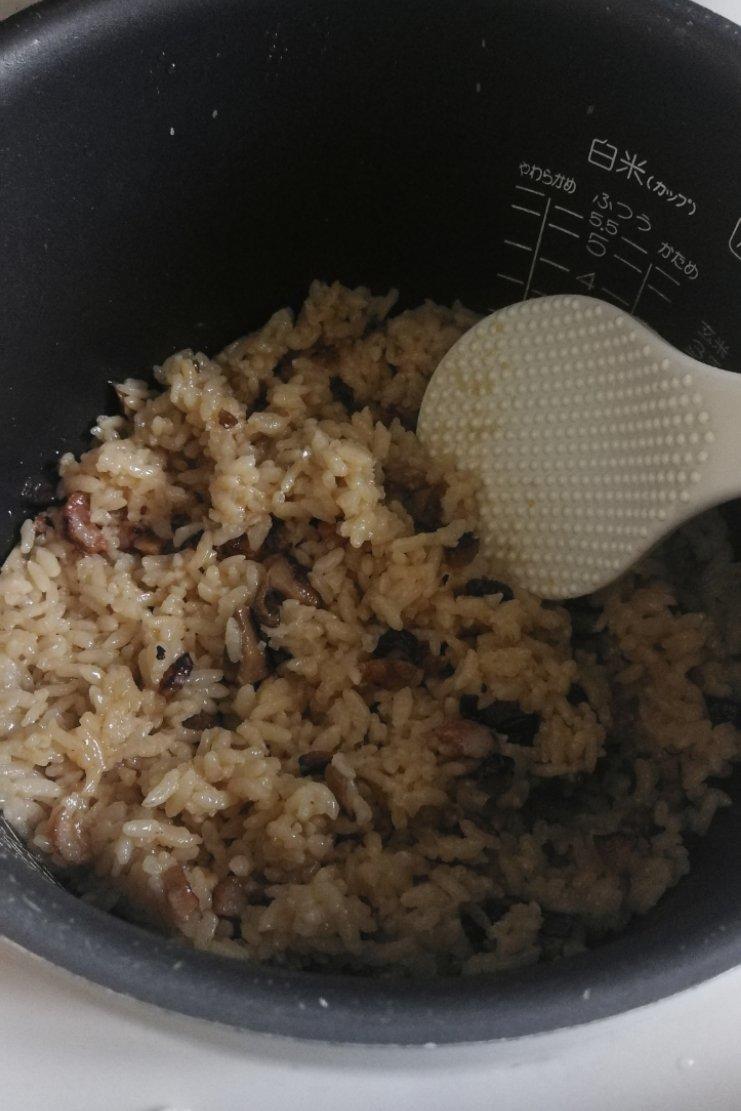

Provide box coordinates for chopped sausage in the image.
[435,719,496,760]
[159,652,193,694]
[212,876,248,917]
[62,492,107,554]
[33,513,54,538]
[162,864,199,921]
[360,658,422,690]
[47,795,90,865]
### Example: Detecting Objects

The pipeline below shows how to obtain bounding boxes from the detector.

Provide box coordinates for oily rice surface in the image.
[0,281,739,976]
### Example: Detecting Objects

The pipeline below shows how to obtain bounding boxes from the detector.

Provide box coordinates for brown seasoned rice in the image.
[0,280,739,975]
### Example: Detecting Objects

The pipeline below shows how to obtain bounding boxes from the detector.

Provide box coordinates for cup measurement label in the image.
[497,147,733,368]
[498,184,681,313]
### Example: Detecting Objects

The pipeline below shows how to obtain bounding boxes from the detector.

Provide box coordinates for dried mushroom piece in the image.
[459,695,541,746]
[216,534,253,559]
[389,483,444,532]
[462,577,514,601]
[62,492,107,554]
[162,864,199,922]
[567,683,589,707]
[473,751,517,803]
[459,898,510,948]
[324,755,372,824]
[119,521,167,555]
[266,555,321,606]
[159,652,194,694]
[373,628,424,666]
[705,694,741,729]
[253,555,321,628]
[297,751,332,776]
[445,531,480,570]
[182,710,223,731]
[225,605,268,685]
[565,597,601,645]
[216,517,285,560]
[329,375,356,410]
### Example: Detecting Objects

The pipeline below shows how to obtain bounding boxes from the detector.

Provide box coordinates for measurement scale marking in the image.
[646,284,672,303]
[620,235,648,255]
[524,196,552,297]
[600,287,630,308]
[614,253,642,275]
[553,204,583,220]
[540,257,570,273]
[631,263,653,313]
[548,223,579,238]
[653,266,681,286]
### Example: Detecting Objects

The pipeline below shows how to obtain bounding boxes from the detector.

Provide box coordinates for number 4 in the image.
[576,272,596,291]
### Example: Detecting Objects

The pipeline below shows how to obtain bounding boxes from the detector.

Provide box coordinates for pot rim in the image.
[0,0,740,1045]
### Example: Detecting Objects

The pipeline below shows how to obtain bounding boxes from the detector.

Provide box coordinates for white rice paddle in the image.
[417,294,741,600]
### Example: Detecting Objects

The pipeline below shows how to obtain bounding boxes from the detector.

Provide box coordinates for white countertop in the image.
[2,2,741,1109]
[2,938,741,1111]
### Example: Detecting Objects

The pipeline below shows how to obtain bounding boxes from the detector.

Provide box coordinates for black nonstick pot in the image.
[1,0,740,1045]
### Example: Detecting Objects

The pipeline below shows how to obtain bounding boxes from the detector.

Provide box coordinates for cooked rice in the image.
[0,280,739,975]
